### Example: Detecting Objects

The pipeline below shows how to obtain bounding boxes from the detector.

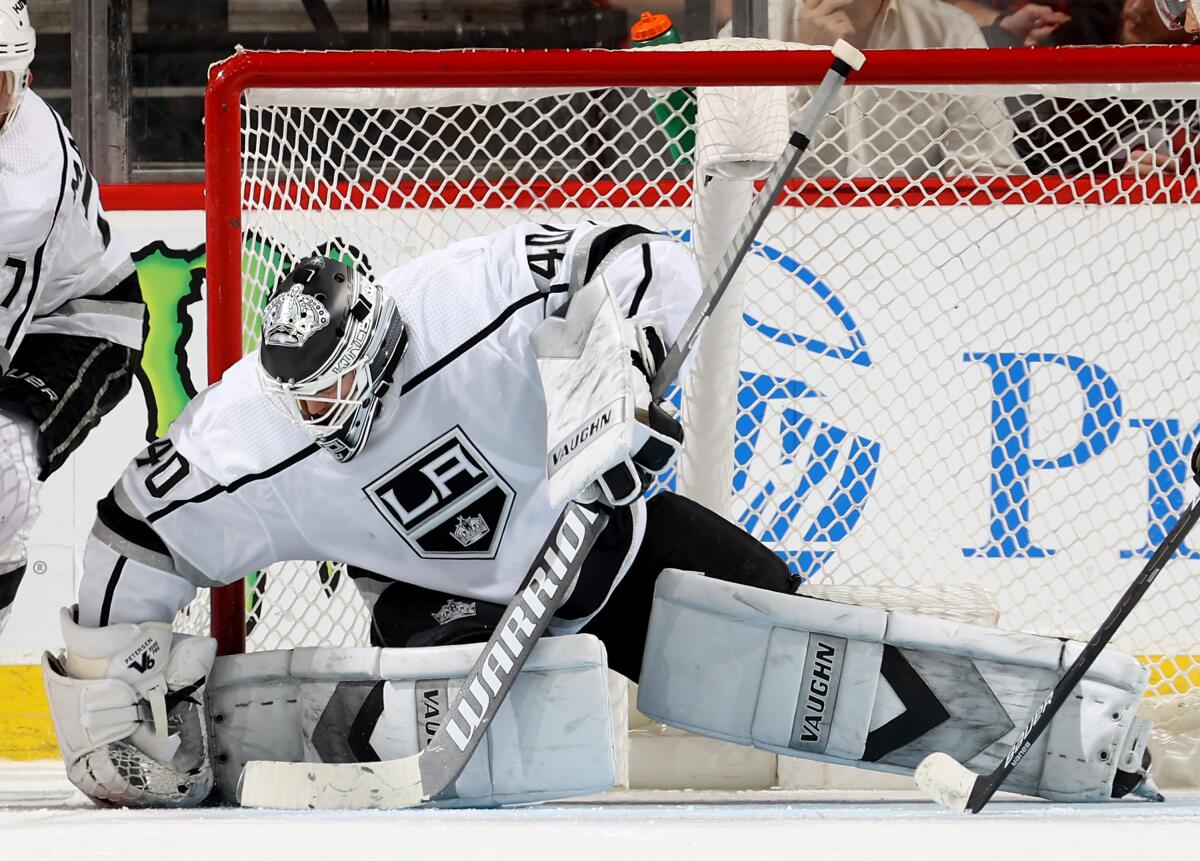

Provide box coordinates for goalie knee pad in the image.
[638,571,1155,803]
[207,634,619,807]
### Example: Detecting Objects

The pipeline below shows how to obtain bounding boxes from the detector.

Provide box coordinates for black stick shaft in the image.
[966,494,1200,813]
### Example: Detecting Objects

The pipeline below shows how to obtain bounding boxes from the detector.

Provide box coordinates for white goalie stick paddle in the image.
[649,38,866,400]
[916,492,1200,814]
[237,502,609,809]
[239,40,866,812]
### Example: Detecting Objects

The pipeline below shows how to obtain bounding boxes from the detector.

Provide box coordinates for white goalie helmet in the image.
[258,257,408,462]
[0,2,33,138]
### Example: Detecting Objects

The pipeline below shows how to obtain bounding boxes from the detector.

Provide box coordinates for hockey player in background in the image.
[0,7,144,635]
[42,221,1161,809]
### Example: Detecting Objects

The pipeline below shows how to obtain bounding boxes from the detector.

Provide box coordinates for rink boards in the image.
[2,191,1199,759]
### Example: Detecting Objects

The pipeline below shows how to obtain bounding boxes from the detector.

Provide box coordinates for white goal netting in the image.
[196,49,1200,760]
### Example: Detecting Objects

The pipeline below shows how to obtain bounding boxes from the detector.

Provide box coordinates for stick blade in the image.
[915,752,979,813]
[238,755,425,810]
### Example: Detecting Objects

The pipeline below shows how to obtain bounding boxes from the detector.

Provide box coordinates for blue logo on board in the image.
[650,232,1198,575]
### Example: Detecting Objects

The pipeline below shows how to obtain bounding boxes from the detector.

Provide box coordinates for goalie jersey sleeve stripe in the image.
[96,487,172,559]
[627,244,653,317]
[580,224,661,286]
[146,442,321,523]
[4,111,70,355]
[400,284,568,394]
[98,555,127,627]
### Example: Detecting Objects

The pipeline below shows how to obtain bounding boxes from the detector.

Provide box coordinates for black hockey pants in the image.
[357,491,792,681]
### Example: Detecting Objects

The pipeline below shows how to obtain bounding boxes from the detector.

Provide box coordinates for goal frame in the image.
[203,44,1200,656]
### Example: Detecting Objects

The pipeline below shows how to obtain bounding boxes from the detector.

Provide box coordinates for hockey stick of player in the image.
[238,500,610,809]
[916,492,1200,814]
[650,38,866,401]
[239,41,865,811]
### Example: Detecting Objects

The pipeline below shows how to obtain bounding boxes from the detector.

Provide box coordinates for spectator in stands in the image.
[777,0,1021,175]
[946,1,1123,44]
[943,1,1071,45]
[1176,0,1199,34]
[1120,0,1200,175]
[1121,0,1195,43]
[1002,0,1197,176]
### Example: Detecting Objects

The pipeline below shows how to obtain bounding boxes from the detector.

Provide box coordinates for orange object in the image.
[631,11,675,42]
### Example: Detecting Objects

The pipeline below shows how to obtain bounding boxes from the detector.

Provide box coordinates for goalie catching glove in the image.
[41,607,215,807]
[533,276,683,508]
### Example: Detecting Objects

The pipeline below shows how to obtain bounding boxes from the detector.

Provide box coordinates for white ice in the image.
[4,761,1199,861]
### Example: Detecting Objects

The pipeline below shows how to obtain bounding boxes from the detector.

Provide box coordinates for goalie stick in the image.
[238,39,866,811]
[916,492,1200,814]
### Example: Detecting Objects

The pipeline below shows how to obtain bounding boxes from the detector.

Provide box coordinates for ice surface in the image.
[4,761,1200,861]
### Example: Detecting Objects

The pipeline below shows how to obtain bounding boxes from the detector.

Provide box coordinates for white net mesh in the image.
[199,50,1200,715]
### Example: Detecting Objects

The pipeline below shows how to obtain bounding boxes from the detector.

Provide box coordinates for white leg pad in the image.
[208,634,618,807]
[638,570,1153,803]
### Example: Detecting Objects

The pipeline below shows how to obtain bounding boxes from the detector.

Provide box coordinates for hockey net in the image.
[200,44,1200,784]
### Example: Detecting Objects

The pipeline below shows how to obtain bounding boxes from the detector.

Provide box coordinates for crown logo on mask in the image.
[263,285,331,348]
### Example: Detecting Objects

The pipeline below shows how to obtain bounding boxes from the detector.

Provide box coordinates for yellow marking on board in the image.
[0,664,58,760]
[1141,655,1200,698]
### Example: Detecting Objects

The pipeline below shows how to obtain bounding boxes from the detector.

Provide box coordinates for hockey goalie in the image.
[41,221,1160,808]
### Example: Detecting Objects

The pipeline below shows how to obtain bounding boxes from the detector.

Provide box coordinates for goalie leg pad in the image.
[207,634,618,807]
[637,571,1153,803]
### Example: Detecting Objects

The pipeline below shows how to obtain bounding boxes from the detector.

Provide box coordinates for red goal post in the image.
[201,39,1200,765]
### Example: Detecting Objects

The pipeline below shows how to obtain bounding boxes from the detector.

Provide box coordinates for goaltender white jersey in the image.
[78,222,700,627]
[0,90,141,368]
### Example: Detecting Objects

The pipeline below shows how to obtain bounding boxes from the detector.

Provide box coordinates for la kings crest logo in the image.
[365,426,514,559]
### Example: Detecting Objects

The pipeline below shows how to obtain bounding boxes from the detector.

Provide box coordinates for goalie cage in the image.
[192,43,1200,792]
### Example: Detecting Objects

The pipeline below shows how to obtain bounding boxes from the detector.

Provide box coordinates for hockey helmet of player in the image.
[258,256,407,462]
[0,2,34,137]
[1156,0,1200,29]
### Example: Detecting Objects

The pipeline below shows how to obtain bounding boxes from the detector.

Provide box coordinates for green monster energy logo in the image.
[132,242,205,439]
[133,236,369,634]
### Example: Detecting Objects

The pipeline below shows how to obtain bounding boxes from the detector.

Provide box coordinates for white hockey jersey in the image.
[78,222,701,630]
[0,90,141,369]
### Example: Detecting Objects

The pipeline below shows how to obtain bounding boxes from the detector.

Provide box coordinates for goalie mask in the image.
[0,4,34,138]
[258,257,407,462]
